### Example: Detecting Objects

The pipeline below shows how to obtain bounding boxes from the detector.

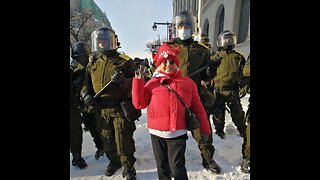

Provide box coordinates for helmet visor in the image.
[217,34,237,47]
[91,29,117,53]
[174,14,196,38]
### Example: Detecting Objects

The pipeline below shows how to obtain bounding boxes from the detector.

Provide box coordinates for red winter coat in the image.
[132,70,211,135]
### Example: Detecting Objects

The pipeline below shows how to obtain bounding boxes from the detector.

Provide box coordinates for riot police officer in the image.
[240,54,250,173]
[200,34,213,53]
[166,10,221,174]
[210,30,247,139]
[70,41,104,169]
[70,67,87,169]
[81,26,139,180]
[71,41,104,160]
[70,42,88,169]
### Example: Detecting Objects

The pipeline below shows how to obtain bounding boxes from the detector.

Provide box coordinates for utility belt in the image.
[214,86,239,97]
[97,97,141,122]
[214,86,238,92]
[97,99,121,108]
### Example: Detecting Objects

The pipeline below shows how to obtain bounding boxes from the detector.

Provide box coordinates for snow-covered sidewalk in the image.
[70,95,251,180]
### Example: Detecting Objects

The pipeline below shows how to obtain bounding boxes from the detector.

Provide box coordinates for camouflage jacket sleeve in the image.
[80,63,95,100]
[206,51,223,79]
[120,58,135,95]
[195,41,213,83]
[241,56,250,93]
[238,53,246,81]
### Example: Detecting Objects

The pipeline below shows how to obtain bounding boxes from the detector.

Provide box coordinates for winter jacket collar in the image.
[153,70,182,85]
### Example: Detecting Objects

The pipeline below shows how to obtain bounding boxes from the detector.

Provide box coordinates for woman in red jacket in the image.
[132,42,211,180]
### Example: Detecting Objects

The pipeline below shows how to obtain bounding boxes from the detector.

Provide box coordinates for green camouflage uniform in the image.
[75,63,103,148]
[82,52,137,169]
[241,56,250,160]
[211,49,247,137]
[70,67,84,158]
[167,38,216,167]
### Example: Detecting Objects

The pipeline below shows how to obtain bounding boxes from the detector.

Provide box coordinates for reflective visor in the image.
[217,34,237,47]
[91,29,117,52]
[174,14,196,38]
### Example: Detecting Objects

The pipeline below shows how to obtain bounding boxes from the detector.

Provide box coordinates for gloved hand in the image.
[110,70,125,85]
[140,59,150,68]
[211,56,222,64]
[83,94,96,106]
[201,134,210,143]
[135,65,148,79]
[206,56,222,77]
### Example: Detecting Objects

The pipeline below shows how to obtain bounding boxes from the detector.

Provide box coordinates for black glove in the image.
[211,56,222,64]
[83,94,96,106]
[201,134,210,143]
[140,60,150,68]
[110,70,125,85]
[206,56,222,77]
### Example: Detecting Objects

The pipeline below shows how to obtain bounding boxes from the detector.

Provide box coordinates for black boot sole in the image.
[105,166,122,176]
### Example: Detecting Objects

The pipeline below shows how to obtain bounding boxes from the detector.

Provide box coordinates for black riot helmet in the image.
[71,41,91,67]
[173,10,197,40]
[217,30,237,50]
[91,26,119,56]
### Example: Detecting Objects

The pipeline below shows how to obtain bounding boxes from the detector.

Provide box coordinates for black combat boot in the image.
[122,167,137,180]
[94,149,104,160]
[205,160,221,174]
[240,158,250,173]
[104,162,122,176]
[72,157,87,169]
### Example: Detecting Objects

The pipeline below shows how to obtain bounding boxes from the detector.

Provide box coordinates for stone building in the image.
[172,0,250,58]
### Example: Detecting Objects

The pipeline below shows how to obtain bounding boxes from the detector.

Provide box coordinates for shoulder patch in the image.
[197,41,209,49]
[119,54,131,61]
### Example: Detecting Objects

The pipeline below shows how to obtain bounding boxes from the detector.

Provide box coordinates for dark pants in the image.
[196,87,216,166]
[242,104,250,159]
[70,105,83,158]
[212,92,246,135]
[96,105,137,168]
[151,133,188,180]
[82,112,104,150]
[191,127,215,167]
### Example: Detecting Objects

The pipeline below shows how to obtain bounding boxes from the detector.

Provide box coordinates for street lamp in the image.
[152,22,172,40]
[152,24,157,31]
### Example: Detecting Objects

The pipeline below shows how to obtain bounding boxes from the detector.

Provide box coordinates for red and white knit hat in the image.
[152,42,180,68]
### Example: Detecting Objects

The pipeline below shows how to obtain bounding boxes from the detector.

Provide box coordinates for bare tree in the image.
[145,36,167,54]
[70,10,95,45]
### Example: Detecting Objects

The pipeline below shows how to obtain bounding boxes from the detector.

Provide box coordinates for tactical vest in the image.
[213,50,245,89]
[85,52,135,100]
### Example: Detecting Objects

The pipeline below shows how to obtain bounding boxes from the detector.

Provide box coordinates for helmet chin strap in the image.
[103,50,117,58]
[221,45,234,51]
[176,37,193,45]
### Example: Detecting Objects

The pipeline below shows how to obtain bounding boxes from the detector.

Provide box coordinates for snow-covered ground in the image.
[70,95,250,180]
